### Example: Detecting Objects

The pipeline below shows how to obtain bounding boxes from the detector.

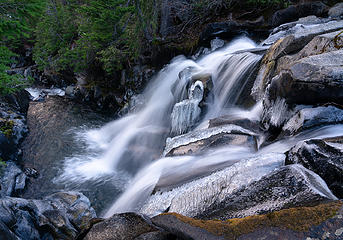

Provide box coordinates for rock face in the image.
[152,201,343,240]
[84,213,161,240]
[164,124,258,157]
[199,164,337,220]
[286,139,343,198]
[0,191,96,240]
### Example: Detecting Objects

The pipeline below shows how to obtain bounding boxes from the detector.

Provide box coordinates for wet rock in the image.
[153,201,343,240]
[286,139,343,198]
[329,2,343,18]
[200,164,337,220]
[140,154,284,217]
[282,105,343,135]
[271,2,329,27]
[0,191,96,240]
[268,50,343,105]
[209,116,260,133]
[84,213,158,240]
[164,124,258,157]
[0,161,27,197]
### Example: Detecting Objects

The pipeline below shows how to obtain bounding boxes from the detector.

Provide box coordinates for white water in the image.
[57,36,343,218]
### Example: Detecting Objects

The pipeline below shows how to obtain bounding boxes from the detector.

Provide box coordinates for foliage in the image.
[0,0,45,95]
[33,0,159,75]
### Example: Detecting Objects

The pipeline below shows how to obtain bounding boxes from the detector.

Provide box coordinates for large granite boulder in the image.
[253,22,343,101]
[268,50,343,105]
[140,154,285,217]
[199,164,337,220]
[286,139,343,198]
[0,191,96,239]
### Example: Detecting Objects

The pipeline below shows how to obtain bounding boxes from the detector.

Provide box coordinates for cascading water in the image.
[57,36,342,218]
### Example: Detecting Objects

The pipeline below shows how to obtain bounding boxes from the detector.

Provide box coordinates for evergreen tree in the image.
[0,0,45,95]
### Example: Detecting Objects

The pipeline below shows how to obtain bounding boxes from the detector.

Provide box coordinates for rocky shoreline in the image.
[1,2,343,240]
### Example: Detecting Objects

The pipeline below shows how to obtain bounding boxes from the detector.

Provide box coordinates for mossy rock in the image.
[153,201,343,240]
[0,118,14,138]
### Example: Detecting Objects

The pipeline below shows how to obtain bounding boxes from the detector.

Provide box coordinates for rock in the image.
[134,231,177,240]
[199,21,246,44]
[152,214,221,240]
[0,191,96,240]
[1,89,30,114]
[329,2,343,18]
[282,105,343,135]
[152,201,343,240]
[0,132,16,160]
[164,124,258,157]
[268,50,343,105]
[140,153,284,217]
[286,139,343,198]
[0,161,26,197]
[84,213,158,240]
[271,2,329,27]
[209,116,260,133]
[263,19,343,47]
[253,23,343,101]
[65,85,75,97]
[199,164,337,220]
[276,30,343,73]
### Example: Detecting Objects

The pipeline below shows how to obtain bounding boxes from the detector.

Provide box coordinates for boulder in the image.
[84,213,159,240]
[329,2,343,18]
[0,161,27,197]
[263,19,343,47]
[271,2,329,27]
[282,105,343,135]
[0,191,96,240]
[199,164,337,220]
[253,22,343,101]
[286,139,343,198]
[140,154,285,217]
[152,201,343,240]
[164,124,258,157]
[268,50,343,105]
[276,29,343,73]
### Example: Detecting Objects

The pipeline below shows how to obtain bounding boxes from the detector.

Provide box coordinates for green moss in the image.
[164,201,342,239]
[0,119,14,138]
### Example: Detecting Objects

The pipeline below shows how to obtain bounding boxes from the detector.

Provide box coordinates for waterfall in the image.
[57,36,342,218]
